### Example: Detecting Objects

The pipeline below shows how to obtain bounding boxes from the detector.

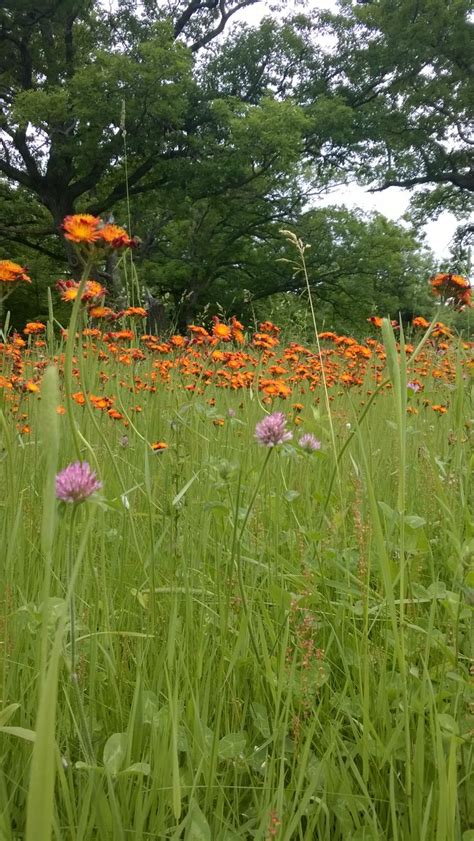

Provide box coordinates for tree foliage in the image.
[0,0,468,329]
[314,0,473,209]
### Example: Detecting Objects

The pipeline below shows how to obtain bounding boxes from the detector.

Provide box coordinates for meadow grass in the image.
[0,317,472,841]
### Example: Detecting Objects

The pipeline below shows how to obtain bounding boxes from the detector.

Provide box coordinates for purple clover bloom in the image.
[56,461,102,504]
[255,411,293,447]
[299,433,322,452]
[407,381,421,393]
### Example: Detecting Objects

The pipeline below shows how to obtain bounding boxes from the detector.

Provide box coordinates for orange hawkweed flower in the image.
[23,322,46,335]
[212,320,233,341]
[259,321,280,336]
[318,331,338,341]
[82,281,106,302]
[429,273,471,309]
[88,306,116,319]
[0,260,31,284]
[89,394,114,411]
[62,214,102,243]
[432,322,452,338]
[412,316,430,329]
[253,332,279,349]
[24,380,40,393]
[123,307,147,318]
[57,279,106,304]
[107,409,124,421]
[98,224,135,249]
[170,335,186,348]
[151,441,168,451]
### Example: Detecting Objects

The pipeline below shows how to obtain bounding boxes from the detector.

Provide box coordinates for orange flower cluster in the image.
[56,279,106,305]
[1,314,472,441]
[429,273,471,310]
[412,316,430,329]
[62,214,138,249]
[23,322,46,336]
[0,261,31,304]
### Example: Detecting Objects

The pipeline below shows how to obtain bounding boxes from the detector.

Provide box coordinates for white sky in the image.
[231,0,466,260]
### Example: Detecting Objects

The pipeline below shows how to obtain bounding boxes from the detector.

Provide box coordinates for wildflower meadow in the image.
[0,216,472,841]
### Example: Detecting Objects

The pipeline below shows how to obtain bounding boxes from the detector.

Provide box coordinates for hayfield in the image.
[0,263,472,841]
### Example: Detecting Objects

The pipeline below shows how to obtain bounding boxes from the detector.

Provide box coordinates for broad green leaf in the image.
[404,514,426,529]
[251,703,271,739]
[0,725,36,742]
[217,732,247,760]
[185,800,211,841]
[103,732,127,776]
[123,762,150,776]
[437,714,459,736]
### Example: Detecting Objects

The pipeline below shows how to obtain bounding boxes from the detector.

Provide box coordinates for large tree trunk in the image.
[44,192,83,279]
[174,286,200,333]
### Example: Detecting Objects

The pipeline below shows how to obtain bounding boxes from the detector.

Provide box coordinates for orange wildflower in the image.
[23,322,46,335]
[212,320,233,342]
[98,223,135,249]
[170,335,186,348]
[57,279,106,304]
[412,316,430,329]
[259,321,280,336]
[108,409,124,421]
[89,394,114,411]
[318,331,338,341]
[432,322,452,338]
[72,391,86,405]
[429,273,471,309]
[0,260,31,284]
[122,306,147,318]
[151,441,168,451]
[24,380,40,393]
[62,214,102,243]
[104,330,134,343]
[88,306,116,319]
[253,332,279,349]
[189,324,210,338]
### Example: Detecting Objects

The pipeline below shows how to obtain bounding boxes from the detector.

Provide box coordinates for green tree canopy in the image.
[0,0,463,329]
[311,0,473,213]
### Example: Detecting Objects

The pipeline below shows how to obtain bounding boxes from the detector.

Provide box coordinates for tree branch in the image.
[84,149,190,215]
[190,0,260,51]
[0,227,62,260]
[173,0,261,51]
[370,169,474,193]
[0,155,34,189]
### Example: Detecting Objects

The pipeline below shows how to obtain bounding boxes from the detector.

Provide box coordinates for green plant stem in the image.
[233,448,273,663]
[63,255,94,460]
[68,506,78,680]
[67,504,95,763]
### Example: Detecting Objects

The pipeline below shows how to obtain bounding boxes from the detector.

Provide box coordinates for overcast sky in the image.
[230,0,464,261]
